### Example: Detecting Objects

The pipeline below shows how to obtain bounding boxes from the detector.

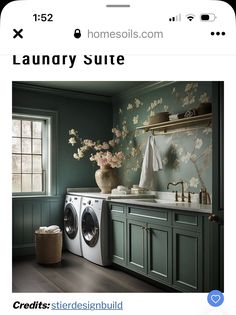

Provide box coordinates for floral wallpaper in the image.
[113,81,213,194]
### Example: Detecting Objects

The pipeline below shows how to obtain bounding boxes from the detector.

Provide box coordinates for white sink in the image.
[134,199,177,204]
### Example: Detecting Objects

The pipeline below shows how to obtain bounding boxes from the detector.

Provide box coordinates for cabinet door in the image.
[127,219,147,274]
[173,228,203,292]
[147,224,172,284]
[111,214,126,266]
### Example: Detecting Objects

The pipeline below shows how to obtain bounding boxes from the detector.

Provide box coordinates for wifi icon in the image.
[186,14,195,21]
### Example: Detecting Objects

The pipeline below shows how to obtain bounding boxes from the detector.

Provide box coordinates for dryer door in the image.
[81,207,99,247]
[64,204,78,239]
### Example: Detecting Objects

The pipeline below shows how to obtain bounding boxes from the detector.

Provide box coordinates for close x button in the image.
[13,29,23,39]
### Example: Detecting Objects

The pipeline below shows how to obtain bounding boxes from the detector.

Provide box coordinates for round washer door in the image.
[64,204,78,239]
[81,207,99,247]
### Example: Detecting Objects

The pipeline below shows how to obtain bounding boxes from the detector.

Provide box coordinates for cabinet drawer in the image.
[173,212,202,231]
[127,205,170,225]
[109,203,125,214]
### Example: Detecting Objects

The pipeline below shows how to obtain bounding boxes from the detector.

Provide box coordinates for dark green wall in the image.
[13,84,113,195]
[12,83,113,256]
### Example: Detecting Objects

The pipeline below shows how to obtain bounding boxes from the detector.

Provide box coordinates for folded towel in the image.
[39,226,47,233]
[139,135,163,189]
[52,229,61,234]
[37,225,60,234]
[45,225,60,233]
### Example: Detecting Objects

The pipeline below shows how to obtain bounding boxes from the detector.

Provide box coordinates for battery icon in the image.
[200,13,216,21]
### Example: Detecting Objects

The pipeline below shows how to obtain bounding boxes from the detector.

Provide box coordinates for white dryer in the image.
[64,195,83,256]
[80,197,111,266]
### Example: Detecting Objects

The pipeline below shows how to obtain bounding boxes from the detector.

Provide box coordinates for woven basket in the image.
[35,231,62,264]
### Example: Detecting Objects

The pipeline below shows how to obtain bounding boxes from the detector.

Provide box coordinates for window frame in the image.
[12,107,58,197]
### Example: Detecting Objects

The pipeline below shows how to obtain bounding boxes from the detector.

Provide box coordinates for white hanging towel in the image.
[139,135,163,189]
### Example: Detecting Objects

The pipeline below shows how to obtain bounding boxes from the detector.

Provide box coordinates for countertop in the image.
[67,188,212,213]
[67,191,155,200]
[109,198,212,214]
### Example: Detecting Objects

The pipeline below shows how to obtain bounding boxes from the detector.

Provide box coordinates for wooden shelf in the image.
[136,113,212,134]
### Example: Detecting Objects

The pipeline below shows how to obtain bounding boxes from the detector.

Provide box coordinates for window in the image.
[12,114,50,195]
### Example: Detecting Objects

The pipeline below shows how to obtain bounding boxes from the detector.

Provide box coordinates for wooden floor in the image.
[12,252,164,292]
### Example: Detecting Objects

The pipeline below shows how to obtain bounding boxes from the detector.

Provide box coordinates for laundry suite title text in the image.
[12,54,125,68]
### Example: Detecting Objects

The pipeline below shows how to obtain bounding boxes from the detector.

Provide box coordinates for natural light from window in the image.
[12,116,46,194]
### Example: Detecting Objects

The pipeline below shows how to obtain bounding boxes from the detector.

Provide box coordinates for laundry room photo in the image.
[12,81,224,293]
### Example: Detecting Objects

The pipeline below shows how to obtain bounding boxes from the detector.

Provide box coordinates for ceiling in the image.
[20,81,148,97]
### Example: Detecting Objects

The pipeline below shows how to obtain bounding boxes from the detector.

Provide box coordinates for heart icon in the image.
[211,295,221,304]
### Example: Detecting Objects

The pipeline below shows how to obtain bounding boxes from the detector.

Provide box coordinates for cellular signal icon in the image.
[169,14,181,22]
[186,14,195,21]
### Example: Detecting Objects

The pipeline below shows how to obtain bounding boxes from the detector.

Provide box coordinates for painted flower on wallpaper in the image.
[195,138,203,149]
[132,115,139,125]
[190,154,197,162]
[182,95,196,107]
[163,105,169,112]
[172,82,199,108]
[199,92,209,103]
[119,108,123,115]
[127,103,133,110]
[126,98,143,111]
[141,120,148,126]
[189,177,200,188]
[181,152,191,163]
[134,98,143,108]
[203,127,212,135]
[185,82,198,93]
[68,127,124,168]
[131,147,141,157]
[121,123,129,138]
[147,98,162,112]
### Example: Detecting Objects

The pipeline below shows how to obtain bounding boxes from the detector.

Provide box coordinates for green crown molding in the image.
[13,82,111,104]
[113,81,176,101]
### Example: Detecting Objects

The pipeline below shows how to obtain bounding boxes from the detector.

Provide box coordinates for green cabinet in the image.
[109,203,127,266]
[127,219,147,273]
[147,223,172,284]
[172,211,203,292]
[173,228,202,292]
[126,219,172,284]
[109,202,206,292]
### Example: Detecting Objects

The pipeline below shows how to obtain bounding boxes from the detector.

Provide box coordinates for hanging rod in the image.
[149,125,212,135]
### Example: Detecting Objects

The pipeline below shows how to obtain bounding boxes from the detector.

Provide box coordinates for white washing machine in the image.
[64,195,83,256]
[80,197,111,266]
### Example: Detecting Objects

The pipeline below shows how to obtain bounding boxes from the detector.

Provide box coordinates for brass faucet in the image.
[167,180,187,202]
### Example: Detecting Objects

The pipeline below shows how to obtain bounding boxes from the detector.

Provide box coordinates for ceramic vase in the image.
[95,165,119,194]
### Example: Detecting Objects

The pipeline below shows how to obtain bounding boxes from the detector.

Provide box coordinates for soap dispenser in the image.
[199,187,211,204]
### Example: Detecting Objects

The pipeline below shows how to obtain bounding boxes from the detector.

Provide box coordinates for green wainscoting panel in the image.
[147,224,172,284]
[127,219,147,273]
[111,216,126,266]
[173,228,203,292]
[13,201,24,246]
[13,197,64,256]
[23,202,34,244]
